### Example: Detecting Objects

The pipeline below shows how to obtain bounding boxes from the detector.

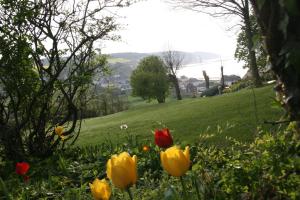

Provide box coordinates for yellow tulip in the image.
[106,152,137,189]
[54,126,64,136]
[160,146,190,177]
[89,178,111,200]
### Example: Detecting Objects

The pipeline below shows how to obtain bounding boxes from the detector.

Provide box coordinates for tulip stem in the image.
[126,187,134,200]
[193,176,201,200]
[180,176,188,198]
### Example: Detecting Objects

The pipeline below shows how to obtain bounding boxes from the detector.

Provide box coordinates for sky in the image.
[101,0,247,78]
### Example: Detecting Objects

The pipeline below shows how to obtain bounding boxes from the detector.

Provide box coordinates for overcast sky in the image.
[102,0,239,57]
[101,0,247,78]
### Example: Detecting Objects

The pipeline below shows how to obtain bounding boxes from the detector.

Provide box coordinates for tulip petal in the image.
[119,152,135,184]
[177,148,190,173]
[89,183,94,190]
[166,153,184,176]
[160,151,174,176]
[131,155,138,183]
[100,179,111,200]
[110,164,131,189]
[120,152,137,184]
[184,146,190,163]
[106,159,112,180]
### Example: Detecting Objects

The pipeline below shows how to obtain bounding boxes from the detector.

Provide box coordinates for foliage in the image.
[192,123,300,199]
[0,0,132,160]
[81,87,129,119]
[223,80,253,93]
[0,123,298,199]
[235,15,267,71]
[130,56,169,103]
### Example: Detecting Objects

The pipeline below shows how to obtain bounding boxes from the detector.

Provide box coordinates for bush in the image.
[200,86,220,97]
[81,88,129,119]
[192,123,300,199]
[226,80,253,93]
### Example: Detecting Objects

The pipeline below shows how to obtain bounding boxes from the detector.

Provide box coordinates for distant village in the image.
[95,73,242,97]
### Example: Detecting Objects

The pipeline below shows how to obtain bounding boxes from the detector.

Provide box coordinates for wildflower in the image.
[106,152,137,189]
[154,128,173,148]
[160,146,190,177]
[120,124,128,130]
[142,145,150,152]
[89,178,111,200]
[55,126,64,136]
[15,162,30,176]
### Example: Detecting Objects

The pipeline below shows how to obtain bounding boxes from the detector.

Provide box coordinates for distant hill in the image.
[108,51,219,67]
[40,51,220,85]
[107,51,220,80]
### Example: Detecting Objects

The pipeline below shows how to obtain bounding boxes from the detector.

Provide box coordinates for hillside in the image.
[77,85,283,146]
[109,51,219,66]
[106,51,220,80]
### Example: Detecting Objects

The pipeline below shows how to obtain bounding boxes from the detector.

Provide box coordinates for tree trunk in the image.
[170,74,182,100]
[203,70,209,89]
[244,0,262,87]
[157,96,165,103]
[220,66,225,89]
[250,0,300,121]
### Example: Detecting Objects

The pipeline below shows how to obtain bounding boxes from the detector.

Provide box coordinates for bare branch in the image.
[166,0,246,19]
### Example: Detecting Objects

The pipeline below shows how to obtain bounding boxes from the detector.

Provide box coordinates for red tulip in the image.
[154,128,173,148]
[15,162,30,176]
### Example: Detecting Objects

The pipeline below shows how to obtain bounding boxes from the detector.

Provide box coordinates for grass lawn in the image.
[77,85,283,147]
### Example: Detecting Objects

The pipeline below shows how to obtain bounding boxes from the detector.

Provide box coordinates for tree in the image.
[169,0,262,87]
[250,0,300,122]
[0,0,133,160]
[235,15,267,74]
[220,66,225,89]
[203,70,209,89]
[162,50,184,100]
[130,56,169,103]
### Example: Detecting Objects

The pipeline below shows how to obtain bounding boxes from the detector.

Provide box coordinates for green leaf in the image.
[0,177,12,200]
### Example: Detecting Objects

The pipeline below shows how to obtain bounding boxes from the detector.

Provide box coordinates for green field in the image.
[77,85,283,146]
